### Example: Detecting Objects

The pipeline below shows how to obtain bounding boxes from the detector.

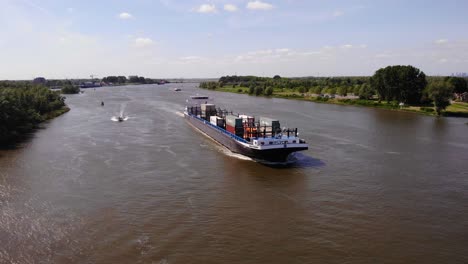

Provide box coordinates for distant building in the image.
[451,72,468,77]
[459,92,468,102]
[33,77,46,85]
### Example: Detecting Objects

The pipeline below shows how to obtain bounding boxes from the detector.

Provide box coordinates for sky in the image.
[0,0,467,79]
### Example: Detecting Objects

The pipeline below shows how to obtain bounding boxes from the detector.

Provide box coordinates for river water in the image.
[1,84,467,263]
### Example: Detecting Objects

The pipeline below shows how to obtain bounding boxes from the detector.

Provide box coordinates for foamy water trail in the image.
[185,120,254,162]
[111,116,129,122]
[119,103,127,117]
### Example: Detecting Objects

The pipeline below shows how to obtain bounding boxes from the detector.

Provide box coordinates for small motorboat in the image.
[174,88,181,91]
[117,116,124,122]
[101,101,104,106]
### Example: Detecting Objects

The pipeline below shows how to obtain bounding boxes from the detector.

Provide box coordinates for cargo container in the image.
[239,115,255,127]
[260,117,280,132]
[226,124,244,134]
[201,104,216,118]
[226,115,243,128]
[210,116,225,127]
[226,124,235,134]
[201,104,216,112]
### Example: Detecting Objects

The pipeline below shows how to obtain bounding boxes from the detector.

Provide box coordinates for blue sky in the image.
[1,0,467,79]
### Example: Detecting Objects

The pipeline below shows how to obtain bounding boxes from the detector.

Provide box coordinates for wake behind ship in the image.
[184,96,308,163]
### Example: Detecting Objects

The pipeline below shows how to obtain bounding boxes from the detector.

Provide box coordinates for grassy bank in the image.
[204,85,468,117]
[444,102,468,117]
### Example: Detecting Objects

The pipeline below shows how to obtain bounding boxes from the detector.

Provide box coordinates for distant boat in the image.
[174,88,182,91]
[80,81,101,88]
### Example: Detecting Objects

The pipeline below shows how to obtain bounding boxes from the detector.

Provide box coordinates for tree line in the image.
[0,82,66,145]
[101,75,168,84]
[200,65,468,115]
[203,75,378,99]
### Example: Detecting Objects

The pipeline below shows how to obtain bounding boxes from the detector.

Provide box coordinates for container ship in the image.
[184,96,308,163]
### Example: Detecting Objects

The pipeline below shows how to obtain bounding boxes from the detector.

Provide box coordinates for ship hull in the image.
[184,113,307,163]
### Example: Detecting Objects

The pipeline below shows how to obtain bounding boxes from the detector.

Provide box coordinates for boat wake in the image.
[215,145,253,161]
[111,103,130,122]
[111,116,129,122]
[174,111,185,117]
[186,119,254,162]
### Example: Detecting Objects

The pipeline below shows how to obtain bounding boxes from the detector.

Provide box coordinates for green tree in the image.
[370,65,427,104]
[248,86,255,95]
[61,84,80,94]
[118,76,127,83]
[426,81,454,115]
[352,85,360,95]
[265,87,273,96]
[297,86,307,93]
[358,84,375,99]
[337,86,347,96]
[312,86,322,94]
[0,83,66,145]
[446,77,468,94]
[254,87,264,96]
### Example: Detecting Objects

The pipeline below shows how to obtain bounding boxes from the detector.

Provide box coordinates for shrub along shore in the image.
[199,66,468,118]
[0,81,69,146]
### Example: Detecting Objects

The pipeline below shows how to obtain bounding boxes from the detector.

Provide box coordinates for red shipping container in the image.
[226,124,235,133]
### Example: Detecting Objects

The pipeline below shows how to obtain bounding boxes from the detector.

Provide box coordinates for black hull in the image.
[185,114,307,162]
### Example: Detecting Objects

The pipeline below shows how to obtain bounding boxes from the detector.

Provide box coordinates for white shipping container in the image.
[210,116,224,126]
[210,116,218,125]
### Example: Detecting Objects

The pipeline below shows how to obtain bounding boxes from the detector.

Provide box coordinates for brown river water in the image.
[1,84,467,263]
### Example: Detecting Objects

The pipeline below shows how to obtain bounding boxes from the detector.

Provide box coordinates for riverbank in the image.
[42,106,70,121]
[0,83,71,147]
[203,86,468,117]
[0,106,70,148]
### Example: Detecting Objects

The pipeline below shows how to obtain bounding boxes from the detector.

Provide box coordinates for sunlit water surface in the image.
[1,84,467,263]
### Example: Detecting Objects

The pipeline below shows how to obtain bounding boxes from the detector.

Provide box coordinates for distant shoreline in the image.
[201,86,468,118]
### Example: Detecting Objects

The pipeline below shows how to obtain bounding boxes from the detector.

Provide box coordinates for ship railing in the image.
[190,114,248,143]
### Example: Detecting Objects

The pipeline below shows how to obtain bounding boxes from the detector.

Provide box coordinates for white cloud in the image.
[246,1,273,11]
[119,12,133,19]
[134,37,154,47]
[175,56,206,64]
[435,39,448,45]
[333,10,344,17]
[196,4,217,13]
[180,56,202,61]
[341,44,353,49]
[235,48,321,63]
[224,4,238,12]
[375,53,393,59]
[275,48,290,53]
